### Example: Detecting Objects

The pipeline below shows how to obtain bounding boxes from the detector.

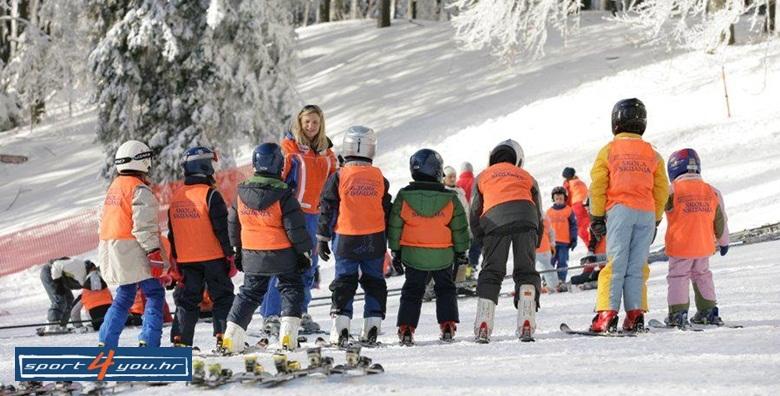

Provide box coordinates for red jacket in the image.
[456,171,475,203]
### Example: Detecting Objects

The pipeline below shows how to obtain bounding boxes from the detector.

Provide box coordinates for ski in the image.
[34,327,74,337]
[647,319,704,332]
[329,345,384,376]
[559,323,637,337]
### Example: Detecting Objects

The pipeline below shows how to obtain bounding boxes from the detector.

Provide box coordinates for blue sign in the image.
[15,347,192,382]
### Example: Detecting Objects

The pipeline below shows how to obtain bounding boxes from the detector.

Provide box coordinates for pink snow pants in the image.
[667,256,717,310]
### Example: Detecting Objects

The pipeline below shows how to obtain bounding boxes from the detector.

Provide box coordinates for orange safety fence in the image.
[0,165,254,278]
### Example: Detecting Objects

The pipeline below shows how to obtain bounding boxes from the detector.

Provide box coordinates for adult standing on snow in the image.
[168,147,236,348]
[261,104,338,336]
[588,98,669,333]
[97,140,167,348]
[471,139,543,343]
[562,167,591,247]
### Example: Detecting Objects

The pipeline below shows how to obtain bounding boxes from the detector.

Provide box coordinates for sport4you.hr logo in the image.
[15,347,192,382]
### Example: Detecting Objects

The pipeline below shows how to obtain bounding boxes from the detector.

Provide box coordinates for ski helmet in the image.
[181,146,217,176]
[341,125,377,160]
[490,139,525,167]
[562,167,576,179]
[252,143,284,176]
[410,148,444,182]
[611,98,647,135]
[551,186,568,201]
[667,148,701,181]
[114,140,153,174]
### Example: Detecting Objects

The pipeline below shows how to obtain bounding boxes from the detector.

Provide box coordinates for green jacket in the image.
[388,181,470,271]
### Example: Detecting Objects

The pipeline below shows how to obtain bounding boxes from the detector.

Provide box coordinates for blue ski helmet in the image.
[410,148,444,182]
[667,148,701,181]
[182,146,217,176]
[252,143,284,176]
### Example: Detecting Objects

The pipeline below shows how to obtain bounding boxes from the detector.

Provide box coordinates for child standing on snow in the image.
[547,186,578,289]
[316,126,392,347]
[664,148,729,327]
[471,140,543,343]
[97,140,167,348]
[222,143,313,352]
[388,149,470,345]
[562,167,591,246]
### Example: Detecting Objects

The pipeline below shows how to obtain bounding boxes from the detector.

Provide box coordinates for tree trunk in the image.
[406,0,416,19]
[351,0,359,19]
[390,0,396,18]
[708,0,735,45]
[303,0,311,27]
[331,0,343,21]
[10,0,18,58]
[378,0,391,27]
[319,0,331,22]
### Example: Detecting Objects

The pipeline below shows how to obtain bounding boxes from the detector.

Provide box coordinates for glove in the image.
[550,246,555,255]
[391,251,404,275]
[147,249,164,278]
[318,240,331,262]
[719,245,729,256]
[297,252,312,274]
[569,238,577,251]
[158,274,173,288]
[226,255,238,278]
[589,216,606,240]
[455,252,468,267]
[651,219,661,244]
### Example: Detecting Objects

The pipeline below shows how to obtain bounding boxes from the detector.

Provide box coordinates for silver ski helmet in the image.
[341,125,377,160]
[490,139,525,167]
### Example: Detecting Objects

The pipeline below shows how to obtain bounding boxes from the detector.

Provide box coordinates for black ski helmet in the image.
[551,186,568,201]
[612,98,647,135]
[182,146,217,176]
[410,148,444,182]
[252,143,284,176]
[562,167,576,179]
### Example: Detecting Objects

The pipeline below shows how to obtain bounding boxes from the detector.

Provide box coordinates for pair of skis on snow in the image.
[1,381,83,396]
[191,346,383,389]
[560,319,743,337]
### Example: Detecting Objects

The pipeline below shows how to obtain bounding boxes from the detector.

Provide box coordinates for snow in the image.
[1,12,780,394]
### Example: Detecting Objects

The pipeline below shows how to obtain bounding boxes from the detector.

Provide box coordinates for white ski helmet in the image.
[341,125,377,160]
[492,139,525,167]
[114,140,153,174]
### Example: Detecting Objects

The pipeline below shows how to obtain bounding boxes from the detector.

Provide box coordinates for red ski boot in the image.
[439,321,457,343]
[589,310,619,333]
[622,310,645,333]
[398,325,415,346]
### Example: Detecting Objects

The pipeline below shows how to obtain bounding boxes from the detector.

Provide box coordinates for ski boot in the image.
[556,282,569,293]
[330,315,351,348]
[300,313,321,334]
[474,298,496,343]
[664,310,689,329]
[691,307,724,326]
[279,316,302,351]
[398,325,415,346]
[516,284,536,342]
[589,310,619,333]
[172,335,190,348]
[360,317,382,345]
[222,321,247,353]
[439,321,457,343]
[622,309,645,333]
[263,315,281,338]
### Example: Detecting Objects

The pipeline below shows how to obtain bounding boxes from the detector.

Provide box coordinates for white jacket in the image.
[97,182,164,286]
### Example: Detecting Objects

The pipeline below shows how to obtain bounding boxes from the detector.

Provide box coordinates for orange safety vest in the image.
[399,200,454,249]
[565,178,589,206]
[237,198,292,250]
[547,206,573,244]
[281,138,337,215]
[536,216,552,253]
[99,176,146,240]
[335,166,386,236]
[169,184,225,263]
[606,138,658,212]
[82,288,113,310]
[665,179,719,258]
[477,163,534,215]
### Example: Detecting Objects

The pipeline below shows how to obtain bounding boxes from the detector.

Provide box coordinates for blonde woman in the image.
[261,105,338,335]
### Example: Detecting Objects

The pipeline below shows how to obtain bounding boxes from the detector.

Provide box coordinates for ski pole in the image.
[0,319,93,331]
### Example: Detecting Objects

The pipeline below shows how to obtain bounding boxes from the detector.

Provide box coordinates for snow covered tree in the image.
[449,0,582,62]
[89,0,298,182]
[613,0,774,52]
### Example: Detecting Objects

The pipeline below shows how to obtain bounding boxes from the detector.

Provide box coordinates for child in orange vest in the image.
[562,167,591,246]
[388,148,470,345]
[222,143,313,352]
[317,126,392,347]
[664,148,729,327]
[546,186,578,289]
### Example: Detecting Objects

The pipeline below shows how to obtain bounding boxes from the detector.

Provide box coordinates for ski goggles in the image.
[114,151,153,165]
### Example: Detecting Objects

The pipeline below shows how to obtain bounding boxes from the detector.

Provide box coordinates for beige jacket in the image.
[97,183,165,286]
